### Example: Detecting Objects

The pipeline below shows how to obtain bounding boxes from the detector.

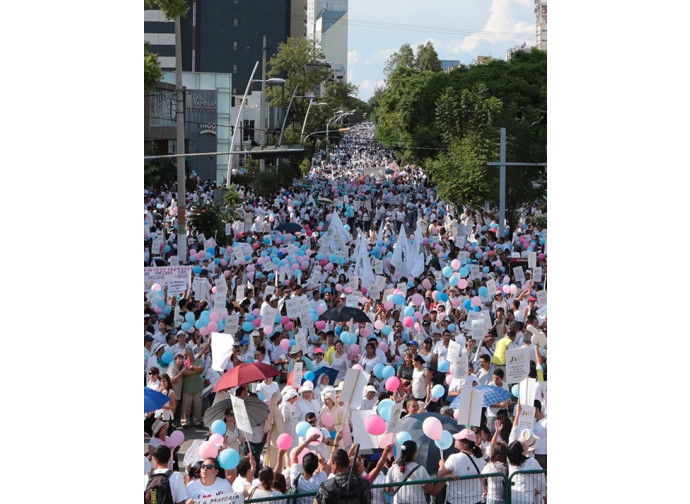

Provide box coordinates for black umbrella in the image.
[318,306,372,323]
[274,222,304,234]
[396,412,461,475]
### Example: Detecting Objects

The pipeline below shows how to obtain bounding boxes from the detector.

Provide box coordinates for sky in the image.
[346,0,537,101]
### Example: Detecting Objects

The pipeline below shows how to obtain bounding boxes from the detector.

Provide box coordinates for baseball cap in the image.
[144,335,154,343]
[453,428,477,442]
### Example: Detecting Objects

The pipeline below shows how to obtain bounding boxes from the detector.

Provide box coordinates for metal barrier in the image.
[244,469,547,504]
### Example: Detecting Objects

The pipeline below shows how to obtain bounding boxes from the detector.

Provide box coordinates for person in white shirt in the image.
[144,446,186,504]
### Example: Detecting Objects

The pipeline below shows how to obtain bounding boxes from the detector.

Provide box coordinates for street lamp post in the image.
[300,99,327,142]
[326,110,354,156]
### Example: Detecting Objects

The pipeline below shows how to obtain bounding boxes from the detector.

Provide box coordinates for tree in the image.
[415,41,443,73]
[187,200,226,241]
[383,43,415,82]
[143,0,188,90]
[145,43,163,91]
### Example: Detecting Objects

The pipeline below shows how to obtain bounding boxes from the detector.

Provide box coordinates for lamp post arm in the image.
[279,84,300,146]
[226,60,259,188]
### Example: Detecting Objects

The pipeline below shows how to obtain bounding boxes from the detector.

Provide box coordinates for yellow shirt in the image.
[492,336,513,366]
[324,344,336,365]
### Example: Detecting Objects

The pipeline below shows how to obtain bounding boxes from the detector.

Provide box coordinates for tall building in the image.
[307,0,348,83]
[534,0,547,51]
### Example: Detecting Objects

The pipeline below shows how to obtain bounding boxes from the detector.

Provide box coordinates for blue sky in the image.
[347,0,538,101]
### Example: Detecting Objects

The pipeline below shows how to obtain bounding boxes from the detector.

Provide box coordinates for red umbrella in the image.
[213,362,280,392]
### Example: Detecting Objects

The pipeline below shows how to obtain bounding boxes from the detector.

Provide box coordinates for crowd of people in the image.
[145,122,547,503]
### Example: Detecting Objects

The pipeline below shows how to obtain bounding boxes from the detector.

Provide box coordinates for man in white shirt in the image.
[144,446,186,504]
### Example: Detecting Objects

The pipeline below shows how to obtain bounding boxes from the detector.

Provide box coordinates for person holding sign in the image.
[184,457,233,503]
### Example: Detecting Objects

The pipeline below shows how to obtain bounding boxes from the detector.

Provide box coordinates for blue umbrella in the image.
[311,366,340,386]
[144,387,170,413]
[449,385,512,409]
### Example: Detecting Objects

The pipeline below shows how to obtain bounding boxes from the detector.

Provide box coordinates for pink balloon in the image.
[281,316,290,325]
[284,321,294,331]
[306,427,323,446]
[169,430,184,448]
[210,312,221,322]
[379,341,389,353]
[361,287,368,295]
[364,415,386,435]
[264,326,273,334]
[212,286,218,294]
[253,308,261,317]
[378,432,396,449]
[151,283,162,291]
[200,326,210,336]
[349,344,361,356]
[321,411,335,429]
[510,285,518,295]
[317,305,326,315]
[374,320,384,330]
[451,297,461,308]
[209,433,225,445]
[445,375,453,385]
[344,286,353,294]
[422,417,443,441]
[353,364,363,371]
[422,279,432,290]
[207,321,218,332]
[199,440,219,459]
[277,433,293,450]
[280,338,290,350]
[383,301,394,311]
[458,279,468,289]
[335,284,343,292]
[385,376,400,392]
[315,320,326,331]
[325,263,334,271]
[471,296,482,307]
[411,293,424,306]
[503,284,512,294]
[403,316,414,328]
[253,318,262,327]
[360,328,370,338]
[451,259,461,270]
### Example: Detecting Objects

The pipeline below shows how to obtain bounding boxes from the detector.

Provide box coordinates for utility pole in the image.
[175,16,187,262]
[259,35,267,173]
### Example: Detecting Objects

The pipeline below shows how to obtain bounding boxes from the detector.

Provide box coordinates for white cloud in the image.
[356,78,385,98]
[348,50,360,66]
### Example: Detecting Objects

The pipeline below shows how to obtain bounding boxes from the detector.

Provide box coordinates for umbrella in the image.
[397,412,460,474]
[274,222,304,234]
[311,366,340,386]
[448,385,512,409]
[203,396,270,428]
[318,306,372,323]
[144,387,170,414]
[213,362,281,392]
[317,197,334,205]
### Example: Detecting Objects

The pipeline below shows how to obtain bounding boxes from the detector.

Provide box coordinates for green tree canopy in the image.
[415,41,443,73]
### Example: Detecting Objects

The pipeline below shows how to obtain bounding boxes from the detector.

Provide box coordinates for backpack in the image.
[284,474,301,504]
[144,469,174,504]
[322,475,369,504]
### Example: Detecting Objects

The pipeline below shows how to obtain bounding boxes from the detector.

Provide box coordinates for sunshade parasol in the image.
[203,396,270,428]
[213,362,280,392]
[397,412,460,474]
[274,222,304,234]
[311,366,340,386]
[145,387,171,414]
[318,306,372,323]
[448,385,512,409]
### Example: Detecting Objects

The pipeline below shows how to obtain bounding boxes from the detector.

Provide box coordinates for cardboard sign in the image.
[453,355,468,378]
[197,491,244,504]
[350,409,379,449]
[386,401,404,433]
[471,319,485,340]
[506,346,532,383]
[518,377,538,406]
[513,266,525,284]
[486,279,497,296]
[527,251,537,270]
[350,275,360,291]
[144,266,192,295]
[292,362,304,388]
[226,313,239,336]
[230,395,253,434]
[536,290,547,307]
[214,291,227,310]
[446,340,462,364]
[285,298,300,319]
[375,259,383,275]
[211,332,235,372]
[182,439,205,466]
[456,388,484,427]
[236,285,245,302]
[341,368,370,410]
[516,404,535,431]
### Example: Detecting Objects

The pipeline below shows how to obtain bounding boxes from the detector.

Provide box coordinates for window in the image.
[233,65,237,73]
[234,18,238,27]
[149,90,176,127]
[233,41,237,51]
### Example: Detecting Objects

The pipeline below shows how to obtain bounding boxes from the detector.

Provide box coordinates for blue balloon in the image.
[447,323,456,332]
[161,351,173,364]
[396,431,412,445]
[483,266,490,273]
[194,319,204,329]
[181,322,192,332]
[473,306,481,312]
[440,293,449,302]
[437,359,450,373]
[377,399,394,422]
[431,384,445,399]
[478,286,489,297]
[340,331,350,342]
[463,300,472,310]
[211,419,227,436]
[373,362,385,379]
[246,314,255,322]
[459,267,469,278]
[296,421,311,438]
[436,282,444,291]
[335,326,342,336]
[449,276,459,286]
[304,371,315,382]
[442,266,453,278]
[382,365,396,380]
[242,321,253,332]
[218,448,240,470]
[382,325,392,336]
[193,265,202,275]
[403,306,415,317]
[435,430,453,450]
[156,299,165,308]
[393,294,406,305]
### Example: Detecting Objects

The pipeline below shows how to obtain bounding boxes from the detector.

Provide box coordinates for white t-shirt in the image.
[186,477,235,501]
[443,452,486,504]
[509,457,546,501]
[385,461,430,504]
[144,468,187,504]
[289,463,327,504]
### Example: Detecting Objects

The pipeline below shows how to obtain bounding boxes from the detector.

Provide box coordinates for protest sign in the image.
[144,266,192,295]
[516,404,535,431]
[341,368,370,411]
[229,395,253,434]
[456,389,484,427]
[506,346,531,383]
